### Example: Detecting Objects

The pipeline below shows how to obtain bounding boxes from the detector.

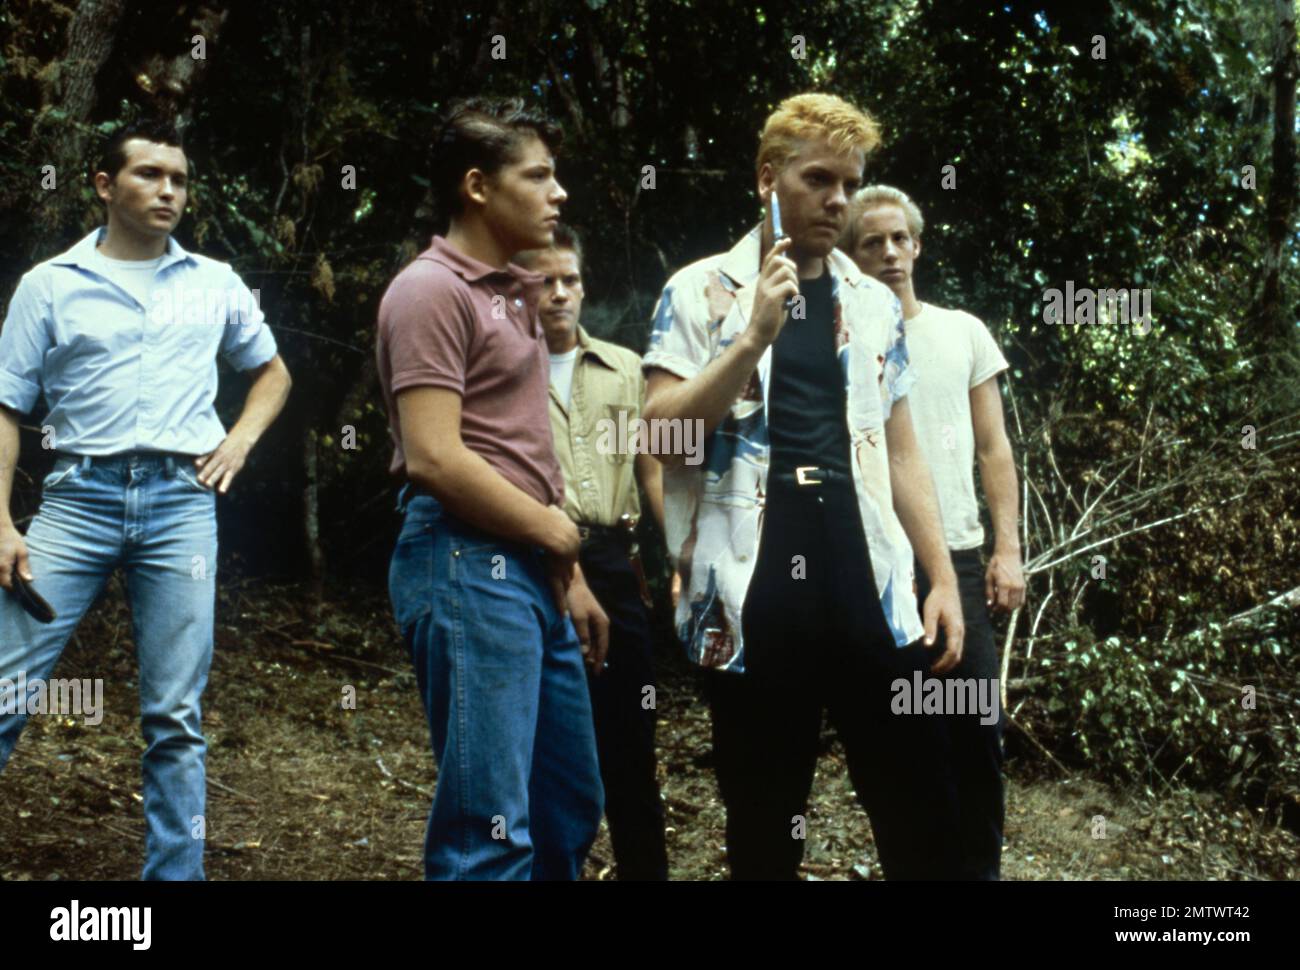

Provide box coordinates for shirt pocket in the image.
[602,401,638,465]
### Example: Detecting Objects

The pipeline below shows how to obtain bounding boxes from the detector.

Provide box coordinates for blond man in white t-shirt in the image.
[841,185,1025,879]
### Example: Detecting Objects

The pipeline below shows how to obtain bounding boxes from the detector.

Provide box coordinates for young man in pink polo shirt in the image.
[376,98,608,881]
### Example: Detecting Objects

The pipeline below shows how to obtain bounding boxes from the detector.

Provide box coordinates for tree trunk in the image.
[31,0,127,254]
[1251,0,1298,346]
[331,357,379,443]
[139,3,230,128]
[38,0,125,120]
[303,428,325,610]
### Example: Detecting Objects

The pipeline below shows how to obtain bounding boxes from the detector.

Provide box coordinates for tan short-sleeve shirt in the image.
[549,325,645,527]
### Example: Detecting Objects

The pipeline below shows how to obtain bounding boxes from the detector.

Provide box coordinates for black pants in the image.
[915,548,1006,880]
[704,477,963,880]
[580,536,669,880]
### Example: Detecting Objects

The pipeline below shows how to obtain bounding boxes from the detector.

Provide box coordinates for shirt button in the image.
[575,436,584,445]
[738,554,748,562]
[514,298,523,308]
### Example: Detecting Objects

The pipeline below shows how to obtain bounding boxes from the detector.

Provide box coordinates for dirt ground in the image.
[2,578,1296,881]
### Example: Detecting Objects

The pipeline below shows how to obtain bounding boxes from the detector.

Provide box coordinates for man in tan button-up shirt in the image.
[516,225,668,880]
[549,326,664,533]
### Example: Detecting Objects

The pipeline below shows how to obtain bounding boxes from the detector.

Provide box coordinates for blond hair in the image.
[840,184,925,253]
[756,93,881,177]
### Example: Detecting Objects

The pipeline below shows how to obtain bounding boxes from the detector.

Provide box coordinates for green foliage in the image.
[0,0,1295,802]
[1030,616,1300,815]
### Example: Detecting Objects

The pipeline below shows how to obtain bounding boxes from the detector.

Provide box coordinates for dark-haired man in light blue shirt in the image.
[0,120,291,880]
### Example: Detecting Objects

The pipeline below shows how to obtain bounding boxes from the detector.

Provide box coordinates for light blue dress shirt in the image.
[0,228,278,455]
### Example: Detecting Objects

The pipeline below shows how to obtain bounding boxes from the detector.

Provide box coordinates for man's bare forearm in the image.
[885,398,957,586]
[409,444,559,548]
[977,441,1020,554]
[890,447,957,587]
[226,356,291,448]
[644,335,766,467]
[635,451,665,532]
[0,406,19,528]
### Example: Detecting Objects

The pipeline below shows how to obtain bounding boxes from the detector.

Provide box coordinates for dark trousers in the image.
[704,477,963,880]
[580,536,669,880]
[915,548,1006,880]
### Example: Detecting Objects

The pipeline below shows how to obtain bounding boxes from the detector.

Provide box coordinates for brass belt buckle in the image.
[795,466,822,486]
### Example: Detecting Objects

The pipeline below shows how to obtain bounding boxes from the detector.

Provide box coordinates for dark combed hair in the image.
[430,97,562,222]
[515,222,585,271]
[94,118,186,182]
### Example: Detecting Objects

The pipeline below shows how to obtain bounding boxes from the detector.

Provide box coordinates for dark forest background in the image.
[2,0,1298,840]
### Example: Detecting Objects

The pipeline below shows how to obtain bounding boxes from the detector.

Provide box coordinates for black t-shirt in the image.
[766,270,853,475]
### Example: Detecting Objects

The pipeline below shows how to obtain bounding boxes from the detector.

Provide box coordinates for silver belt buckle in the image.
[795,466,822,486]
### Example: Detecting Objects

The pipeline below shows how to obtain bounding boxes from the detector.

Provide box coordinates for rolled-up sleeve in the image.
[642,278,709,381]
[0,273,51,414]
[219,270,278,371]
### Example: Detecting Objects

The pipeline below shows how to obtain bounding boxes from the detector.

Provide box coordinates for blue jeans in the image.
[388,489,604,880]
[0,453,217,880]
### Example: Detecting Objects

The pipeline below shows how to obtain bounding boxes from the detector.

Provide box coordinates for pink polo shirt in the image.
[376,235,564,507]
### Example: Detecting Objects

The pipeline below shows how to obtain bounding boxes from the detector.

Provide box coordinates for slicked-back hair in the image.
[514,223,585,272]
[94,119,186,183]
[841,184,925,255]
[756,93,881,178]
[431,97,562,223]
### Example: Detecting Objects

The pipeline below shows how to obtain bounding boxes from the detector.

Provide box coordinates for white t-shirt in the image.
[549,347,579,408]
[89,249,165,308]
[903,302,1009,550]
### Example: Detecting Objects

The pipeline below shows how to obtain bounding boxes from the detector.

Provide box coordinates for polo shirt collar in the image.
[51,227,195,272]
[422,234,534,285]
[717,223,867,291]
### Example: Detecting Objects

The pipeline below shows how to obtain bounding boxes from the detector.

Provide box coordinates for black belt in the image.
[770,465,853,487]
[578,519,653,608]
[577,522,636,546]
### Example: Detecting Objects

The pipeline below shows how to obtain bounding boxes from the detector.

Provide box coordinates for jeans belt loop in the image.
[164,455,177,478]
[80,455,92,472]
